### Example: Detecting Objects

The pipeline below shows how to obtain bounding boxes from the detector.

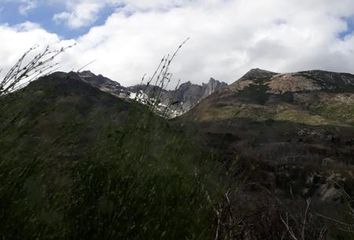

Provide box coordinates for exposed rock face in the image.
[78,71,127,97]
[203,78,228,97]
[78,71,227,117]
[267,73,323,94]
[172,78,228,112]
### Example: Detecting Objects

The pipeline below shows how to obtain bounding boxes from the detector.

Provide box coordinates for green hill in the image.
[0,72,220,240]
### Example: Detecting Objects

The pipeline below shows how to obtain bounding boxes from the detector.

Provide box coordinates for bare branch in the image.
[0,43,76,96]
[280,213,299,240]
[76,60,97,73]
[301,198,312,240]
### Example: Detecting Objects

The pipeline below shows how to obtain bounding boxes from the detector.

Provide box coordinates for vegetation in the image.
[1,48,354,239]
[0,73,222,239]
[310,102,354,126]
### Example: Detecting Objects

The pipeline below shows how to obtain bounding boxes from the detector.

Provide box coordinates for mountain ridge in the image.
[231,68,354,94]
[184,68,354,126]
[78,70,228,117]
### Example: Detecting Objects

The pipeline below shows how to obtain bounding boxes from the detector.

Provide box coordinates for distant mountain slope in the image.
[78,71,227,117]
[231,68,354,93]
[177,68,354,210]
[185,69,354,126]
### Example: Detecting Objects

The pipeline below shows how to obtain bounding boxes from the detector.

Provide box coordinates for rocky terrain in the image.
[231,68,354,93]
[78,71,227,117]
[78,71,126,97]
[186,68,354,126]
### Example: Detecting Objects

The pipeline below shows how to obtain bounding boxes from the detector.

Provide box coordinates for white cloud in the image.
[18,0,38,15]
[2,0,354,87]
[122,0,194,10]
[51,0,195,29]
[61,0,354,86]
[53,1,108,29]
[0,22,73,80]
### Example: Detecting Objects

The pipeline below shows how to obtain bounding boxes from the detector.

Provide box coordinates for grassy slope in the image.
[0,73,221,240]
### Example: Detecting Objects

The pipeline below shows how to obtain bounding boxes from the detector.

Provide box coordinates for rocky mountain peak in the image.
[238,68,278,82]
[77,71,125,98]
[178,81,193,89]
[202,78,228,97]
[74,71,228,117]
[78,71,121,87]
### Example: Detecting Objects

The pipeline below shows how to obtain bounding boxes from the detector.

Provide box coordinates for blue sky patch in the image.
[0,1,120,39]
[339,16,354,40]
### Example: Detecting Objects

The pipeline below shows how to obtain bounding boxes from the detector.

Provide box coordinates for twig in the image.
[301,198,312,240]
[0,43,76,95]
[76,60,96,72]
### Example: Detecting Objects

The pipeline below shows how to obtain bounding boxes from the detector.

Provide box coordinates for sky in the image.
[1,0,354,87]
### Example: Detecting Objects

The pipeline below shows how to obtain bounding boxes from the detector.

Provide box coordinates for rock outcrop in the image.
[78,71,227,117]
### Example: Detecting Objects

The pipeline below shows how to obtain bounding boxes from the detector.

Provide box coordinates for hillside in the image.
[0,72,220,240]
[186,69,354,126]
[1,69,354,239]
[177,69,354,239]
[181,68,354,168]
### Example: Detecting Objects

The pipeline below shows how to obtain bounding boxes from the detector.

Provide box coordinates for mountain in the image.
[174,78,228,112]
[186,68,354,126]
[78,71,227,117]
[78,70,127,97]
[181,68,354,166]
[177,69,354,238]
[231,68,354,93]
[1,69,354,239]
[0,72,218,240]
[128,78,227,116]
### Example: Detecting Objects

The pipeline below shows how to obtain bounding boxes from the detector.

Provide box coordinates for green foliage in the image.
[274,109,328,125]
[310,103,354,125]
[0,76,221,240]
[237,83,270,104]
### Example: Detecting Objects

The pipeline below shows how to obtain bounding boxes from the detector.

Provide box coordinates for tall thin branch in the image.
[0,43,76,96]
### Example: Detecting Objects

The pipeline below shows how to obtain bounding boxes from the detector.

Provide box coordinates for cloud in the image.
[18,0,37,15]
[122,0,195,10]
[0,21,73,80]
[61,0,354,86]
[51,0,195,29]
[53,2,105,29]
[2,0,354,87]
